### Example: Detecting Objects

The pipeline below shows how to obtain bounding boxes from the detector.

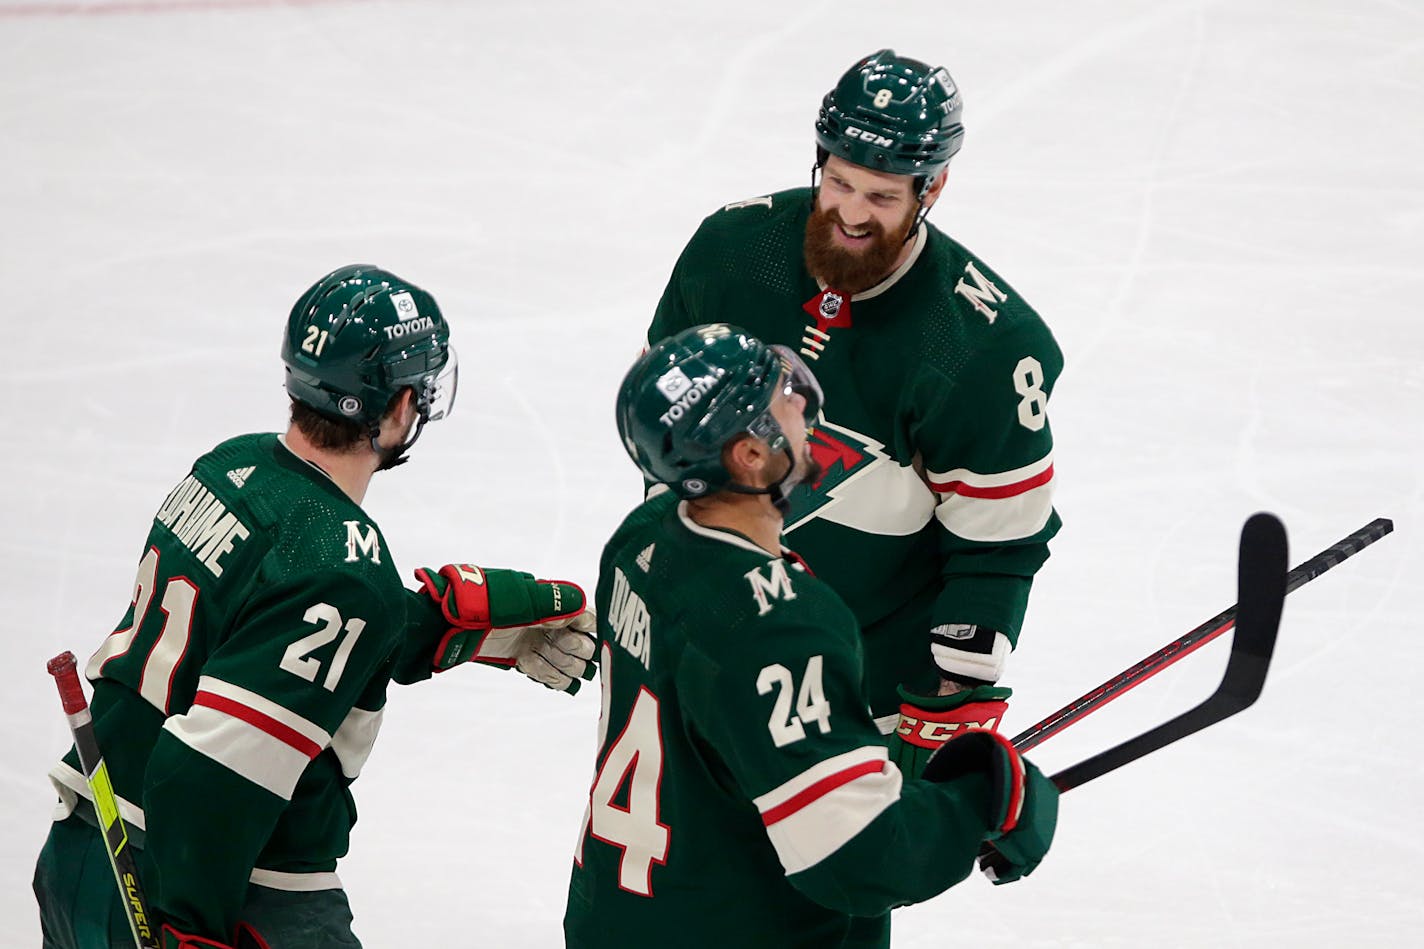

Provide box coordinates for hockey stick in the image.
[981,513,1289,879]
[47,651,160,949]
[1046,511,1287,792]
[1010,516,1393,755]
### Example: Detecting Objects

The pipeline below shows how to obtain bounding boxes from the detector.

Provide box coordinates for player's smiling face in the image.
[804,156,944,294]
[816,156,917,251]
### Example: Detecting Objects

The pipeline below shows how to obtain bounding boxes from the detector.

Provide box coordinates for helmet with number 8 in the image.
[814,48,965,196]
[617,324,821,502]
[281,264,458,433]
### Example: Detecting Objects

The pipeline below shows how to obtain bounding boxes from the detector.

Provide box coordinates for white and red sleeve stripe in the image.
[162,675,331,801]
[752,746,902,875]
[927,453,1055,543]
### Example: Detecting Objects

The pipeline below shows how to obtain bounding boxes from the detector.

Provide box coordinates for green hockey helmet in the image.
[815,49,965,194]
[616,324,822,504]
[282,264,457,428]
[282,264,457,465]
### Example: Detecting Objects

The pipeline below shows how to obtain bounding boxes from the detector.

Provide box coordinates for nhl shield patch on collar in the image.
[800,289,853,360]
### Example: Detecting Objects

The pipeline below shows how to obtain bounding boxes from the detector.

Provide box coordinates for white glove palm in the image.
[486,610,598,692]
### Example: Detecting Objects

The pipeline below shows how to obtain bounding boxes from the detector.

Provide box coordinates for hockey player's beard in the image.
[766,446,823,515]
[803,203,916,294]
[786,444,824,494]
[799,450,824,491]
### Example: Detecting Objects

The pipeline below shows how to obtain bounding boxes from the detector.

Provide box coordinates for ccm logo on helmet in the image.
[845,126,895,148]
[383,316,435,340]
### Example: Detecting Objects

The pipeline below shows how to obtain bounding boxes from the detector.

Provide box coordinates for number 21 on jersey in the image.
[89,547,367,714]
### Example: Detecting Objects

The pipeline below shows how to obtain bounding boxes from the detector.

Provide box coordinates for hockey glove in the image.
[922,729,1058,885]
[162,922,270,949]
[930,623,1012,687]
[890,684,1011,779]
[413,564,597,693]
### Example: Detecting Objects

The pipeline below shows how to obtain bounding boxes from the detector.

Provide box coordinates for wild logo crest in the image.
[784,420,888,532]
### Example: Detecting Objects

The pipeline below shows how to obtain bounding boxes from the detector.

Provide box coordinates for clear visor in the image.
[422,347,459,422]
[769,344,823,426]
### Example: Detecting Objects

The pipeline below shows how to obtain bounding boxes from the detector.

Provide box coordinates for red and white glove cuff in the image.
[895,697,1010,750]
[414,563,494,627]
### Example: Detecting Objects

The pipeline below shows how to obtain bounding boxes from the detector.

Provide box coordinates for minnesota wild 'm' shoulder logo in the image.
[785,419,890,532]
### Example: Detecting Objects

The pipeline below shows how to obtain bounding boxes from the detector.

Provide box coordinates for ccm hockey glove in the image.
[413,564,597,693]
[922,729,1058,885]
[890,684,1012,779]
[162,923,270,949]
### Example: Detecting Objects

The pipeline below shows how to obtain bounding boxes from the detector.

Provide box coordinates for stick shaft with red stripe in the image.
[47,651,161,949]
[1009,517,1393,755]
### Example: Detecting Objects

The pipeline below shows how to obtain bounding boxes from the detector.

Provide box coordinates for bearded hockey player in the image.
[34,265,595,949]
[564,324,1058,949]
[646,50,1064,772]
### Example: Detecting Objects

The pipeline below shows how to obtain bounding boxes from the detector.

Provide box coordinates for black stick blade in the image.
[979,515,1300,880]
[1010,516,1388,754]
[1223,512,1288,712]
[1048,513,1289,793]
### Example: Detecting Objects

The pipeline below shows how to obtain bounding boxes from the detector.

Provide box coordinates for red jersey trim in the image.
[760,758,886,827]
[193,690,323,760]
[930,464,1054,499]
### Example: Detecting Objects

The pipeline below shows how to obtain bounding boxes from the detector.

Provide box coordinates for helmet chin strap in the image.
[906,178,932,245]
[370,412,428,472]
[905,169,950,242]
[724,444,801,515]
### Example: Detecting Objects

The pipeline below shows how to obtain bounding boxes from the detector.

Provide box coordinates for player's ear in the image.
[722,434,767,486]
[379,387,418,430]
[400,387,419,419]
[921,169,949,209]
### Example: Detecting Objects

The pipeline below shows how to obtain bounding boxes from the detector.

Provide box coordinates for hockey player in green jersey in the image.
[33,265,596,949]
[647,50,1064,770]
[564,324,1058,949]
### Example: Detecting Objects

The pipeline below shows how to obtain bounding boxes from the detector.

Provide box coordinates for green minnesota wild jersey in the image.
[47,433,420,938]
[649,188,1063,719]
[564,494,1002,949]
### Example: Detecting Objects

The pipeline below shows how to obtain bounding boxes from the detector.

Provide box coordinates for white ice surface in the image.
[2,0,1421,945]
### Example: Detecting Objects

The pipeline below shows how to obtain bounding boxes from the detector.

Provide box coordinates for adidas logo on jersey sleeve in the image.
[226,466,256,489]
